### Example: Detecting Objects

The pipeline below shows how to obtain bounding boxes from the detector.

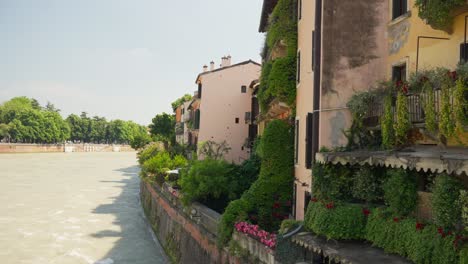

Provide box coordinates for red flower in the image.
[402,84,409,94]
[273,202,280,209]
[325,202,335,209]
[393,217,399,223]
[415,222,424,231]
[311,197,318,203]
[448,70,457,80]
[362,208,370,217]
[437,227,444,234]
[396,80,403,87]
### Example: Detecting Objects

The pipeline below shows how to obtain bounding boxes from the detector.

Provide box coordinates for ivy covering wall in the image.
[415,0,466,32]
[257,0,298,111]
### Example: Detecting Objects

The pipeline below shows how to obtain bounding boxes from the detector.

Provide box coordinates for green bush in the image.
[217,120,293,247]
[137,142,162,165]
[381,95,395,148]
[179,159,234,209]
[394,91,411,146]
[366,208,459,264]
[461,190,468,232]
[460,245,468,264]
[258,61,273,111]
[142,151,187,184]
[312,163,353,201]
[217,199,251,246]
[415,0,465,32]
[383,169,418,216]
[246,120,294,230]
[352,166,386,203]
[304,202,368,240]
[431,174,463,230]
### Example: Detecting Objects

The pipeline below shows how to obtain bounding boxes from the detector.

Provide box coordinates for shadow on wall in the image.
[90,165,169,264]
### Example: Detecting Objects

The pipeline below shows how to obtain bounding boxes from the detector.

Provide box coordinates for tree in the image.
[148,113,175,143]
[45,102,60,112]
[0,123,10,142]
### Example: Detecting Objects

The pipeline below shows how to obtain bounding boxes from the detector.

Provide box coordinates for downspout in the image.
[312,0,322,164]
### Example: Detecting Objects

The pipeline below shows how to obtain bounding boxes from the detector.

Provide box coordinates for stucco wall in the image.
[388,0,468,74]
[294,0,317,221]
[197,62,261,164]
[319,0,389,149]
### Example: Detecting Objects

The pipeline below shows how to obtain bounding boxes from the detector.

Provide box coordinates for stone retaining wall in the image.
[140,182,243,264]
[0,143,134,153]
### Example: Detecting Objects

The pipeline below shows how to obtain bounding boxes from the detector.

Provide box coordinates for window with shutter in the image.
[306,113,313,169]
[460,43,468,63]
[295,120,299,164]
[392,0,407,19]
[304,191,311,213]
[198,83,202,99]
[312,31,316,71]
[292,184,297,218]
[297,51,301,83]
[298,0,302,20]
[392,64,407,82]
[194,110,200,129]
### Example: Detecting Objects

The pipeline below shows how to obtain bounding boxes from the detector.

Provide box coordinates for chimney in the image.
[203,65,208,72]
[210,61,215,71]
[221,56,228,67]
[226,55,232,66]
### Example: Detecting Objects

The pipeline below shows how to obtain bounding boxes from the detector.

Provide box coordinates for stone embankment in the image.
[0,143,134,153]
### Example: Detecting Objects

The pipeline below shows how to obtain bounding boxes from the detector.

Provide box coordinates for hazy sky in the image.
[0,0,264,125]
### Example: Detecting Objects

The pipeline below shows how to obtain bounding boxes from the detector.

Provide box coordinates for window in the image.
[392,63,407,82]
[235,117,239,124]
[305,113,313,169]
[304,191,311,213]
[312,31,316,70]
[194,110,200,129]
[294,120,299,164]
[241,85,247,93]
[297,51,301,83]
[292,184,297,218]
[298,0,302,20]
[392,0,407,20]
[244,112,251,124]
[197,83,202,98]
[460,43,468,63]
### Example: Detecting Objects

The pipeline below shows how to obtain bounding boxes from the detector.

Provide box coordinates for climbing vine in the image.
[454,79,467,134]
[415,0,466,32]
[394,91,411,146]
[381,95,395,149]
[439,78,455,139]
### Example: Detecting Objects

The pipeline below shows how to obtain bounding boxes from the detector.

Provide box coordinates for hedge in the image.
[431,174,463,230]
[304,202,368,240]
[383,169,418,216]
[365,208,459,264]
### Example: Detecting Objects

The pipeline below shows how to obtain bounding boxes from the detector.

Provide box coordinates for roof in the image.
[195,60,261,84]
[259,0,278,32]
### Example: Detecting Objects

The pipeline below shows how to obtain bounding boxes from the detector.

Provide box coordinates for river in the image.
[0,152,168,264]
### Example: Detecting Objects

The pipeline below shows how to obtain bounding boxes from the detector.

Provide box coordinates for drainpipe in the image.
[416,36,449,73]
[312,0,322,164]
[464,15,468,62]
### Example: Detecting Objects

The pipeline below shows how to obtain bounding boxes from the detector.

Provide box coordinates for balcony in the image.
[363,89,446,128]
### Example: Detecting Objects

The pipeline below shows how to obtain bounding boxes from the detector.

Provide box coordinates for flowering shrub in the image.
[234,222,277,249]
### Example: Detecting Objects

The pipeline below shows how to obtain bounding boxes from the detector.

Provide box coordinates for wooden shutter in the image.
[295,120,299,164]
[198,84,202,98]
[312,31,316,70]
[297,51,301,83]
[461,43,468,62]
[306,113,313,169]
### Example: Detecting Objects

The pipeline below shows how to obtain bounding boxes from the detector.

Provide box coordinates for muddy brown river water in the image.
[0,152,168,264]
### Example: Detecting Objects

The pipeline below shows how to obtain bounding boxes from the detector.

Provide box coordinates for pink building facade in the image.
[195,57,261,164]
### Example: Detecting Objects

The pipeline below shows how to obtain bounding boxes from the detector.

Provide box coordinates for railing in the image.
[363,89,446,128]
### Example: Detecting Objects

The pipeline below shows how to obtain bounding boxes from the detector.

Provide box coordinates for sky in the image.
[0,0,264,125]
